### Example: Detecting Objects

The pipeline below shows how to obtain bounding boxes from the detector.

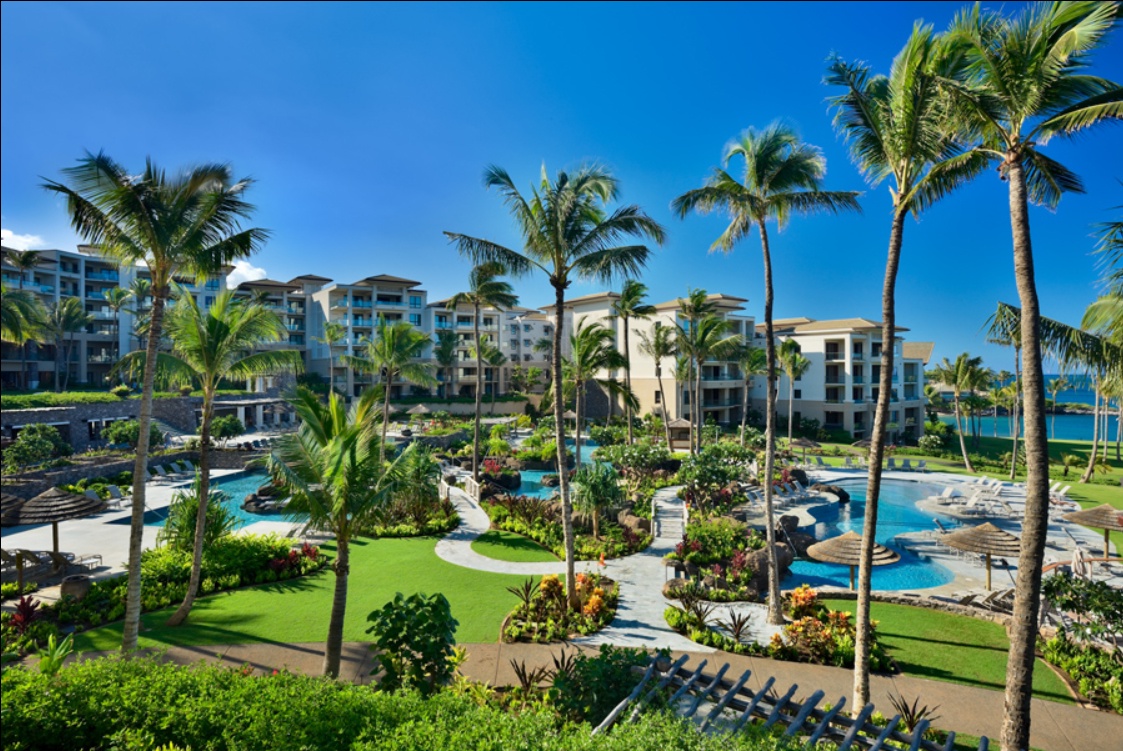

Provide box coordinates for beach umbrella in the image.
[406,404,431,417]
[562,409,577,420]
[790,437,820,464]
[0,486,107,554]
[805,530,900,591]
[851,438,873,448]
[1062,504,1123,559]
[1,492,25,518]
[940,522,1021,590]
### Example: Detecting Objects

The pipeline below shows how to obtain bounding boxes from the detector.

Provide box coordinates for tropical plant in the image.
[445,163,664,610]
[778,339,811,444]
[0,284,42,354]
[474,336,509,415]
[946,3,1122,740]
[342,315,435,463]
[446,262,518,481]
[156,475,238,553]
[827,24,989,710]
[118,288,300,626]
[42,297,92,391]
[366,592,459,696]
[673,122,860,626]
[733,340,767,448]
[102,286,132,378]
[571,462,624,540]
[433,328,459,399]
[635,322,677,447]
[930,354,986,471]
[43,152,267,651]
[267,387,410,677]
[7,249,44,389]
[608,280,656,444]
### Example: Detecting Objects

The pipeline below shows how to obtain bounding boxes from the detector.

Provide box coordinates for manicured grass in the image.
[471,529,560,562]
[823,599,1073,704]
[72,537,529,653]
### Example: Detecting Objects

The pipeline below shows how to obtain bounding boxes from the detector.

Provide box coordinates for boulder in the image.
[811,483,850,503]
[777,515,800,535]
[789,468,810,487]
[784,531,817,557]
[743,544,794,593]
[485,471,521,491]
[540,473,561,487]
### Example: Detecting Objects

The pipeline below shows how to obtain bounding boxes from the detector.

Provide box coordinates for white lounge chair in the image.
[917,460,928,472]
[901,459,913,471]
[887,457,898,471]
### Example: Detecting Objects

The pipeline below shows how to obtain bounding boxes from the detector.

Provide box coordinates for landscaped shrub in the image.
[0,391,120,409]
[2,424,72,473]
[587,424,624,446]
[110,384,131,398]
[549,643,654,723]
[102,419,164,449]
[665,517,765,567]
[0,582,38,602]
[676,442,752,512]
[366,592,459,697]
[481,495,650,561]
[1041,572,1123,713]
[502,573,619,644]
[156,476,239,552]
[208,414,245,444]
[1041,631,1123,714]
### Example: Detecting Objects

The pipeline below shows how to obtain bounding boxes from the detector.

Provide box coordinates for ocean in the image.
[954,373,1121,442]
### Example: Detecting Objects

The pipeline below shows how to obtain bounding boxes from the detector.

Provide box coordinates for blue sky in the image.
[2,1,1120,371]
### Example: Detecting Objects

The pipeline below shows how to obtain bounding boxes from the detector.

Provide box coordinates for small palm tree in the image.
[609,280,656,444]
[733,341,767,448]
[433,329,458,399]
[572,462,623,540]
[676,310,739,454]
[471,335,508,415]
[636,322,678,447]
[314,321,347,395]
[120,289,301,626]
[931,354,986,472]
[778,339,811,443]
[267,387,409,677]
[43,298,93,391]
[103,287,132,379]
[0,283,42,347]
[43,152,268,652]
[8,249,44,388]
[445,164,664,610]
[447,262,518,481]
[342,315,436,462]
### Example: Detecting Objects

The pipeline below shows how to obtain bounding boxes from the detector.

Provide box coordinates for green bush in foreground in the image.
[0,657,798,751]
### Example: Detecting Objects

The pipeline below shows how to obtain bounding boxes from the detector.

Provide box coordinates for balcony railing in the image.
[85,270,119,282]
[824,352,844,361]
[852,377,864,385]
[851,352,865,361]
[701,399,739,408]
[904,375,918,383]
[85,289,106,300]
[824,376,846,385]
[824,398,845,404]
[353,318,373,327]
[374,299,403,307]
[824,423,844,431]
[87,354,114,364]
[287,306,305,315]
[285,324,304,331]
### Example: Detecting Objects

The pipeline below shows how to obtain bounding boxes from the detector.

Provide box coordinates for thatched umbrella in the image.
[851,438,873,449]
[790,437,821,465]
[1063,504,1123,558]
[406,404,431,416]
[1,487,107,554]
[940,522,1021,590]
[1,492,25,518]
[805,530,900,590]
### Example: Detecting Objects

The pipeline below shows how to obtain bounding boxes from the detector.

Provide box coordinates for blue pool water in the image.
[515,439,601,499]
[132,472,296,531]
[784,479,956,591]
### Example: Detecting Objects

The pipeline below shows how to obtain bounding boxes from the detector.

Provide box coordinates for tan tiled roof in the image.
[653,293,749,311]
[902,341,935,364]
[353,274,421,287]
[773,317,910,334]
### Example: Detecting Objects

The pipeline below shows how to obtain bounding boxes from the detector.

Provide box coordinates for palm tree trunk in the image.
[1114,401,1120,462]
[656,368,672,448]
[694,363,702,452]
[1010,349,1021,480]
[575,385,584,471]
[952,396,975,472]
[854,207,905,713]
[787,377,795,444]
[17,277,28,390]
[1080,377,1101,483]
[624,316,634,445]
[381,374,393,465]
[758,222,782,626]
[473,302,483,483]
[740,377,749,448]
[552,285,578,611]
[1000,160,1051,751]
[323,534,350,677]
[122,286,167,652]
[166,387,213,627]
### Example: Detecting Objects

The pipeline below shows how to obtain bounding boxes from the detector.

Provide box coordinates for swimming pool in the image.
[133,471,297,531]
[784,479,956,591]
[515,439,601,499]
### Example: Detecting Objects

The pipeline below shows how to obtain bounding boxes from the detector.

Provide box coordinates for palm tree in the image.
[826,26,989,711]
[447,262,518,481]
[314,321,347,394]
[676,310,739,454]
[673,289,717,454]
[609,280,656,444]
[1047,375,1069,439]
[472,335,508,415]
[636,322,678,447]
[445,164,664,610]
[778,339,811,443]
[946,6,1122,740]
[8,249,44,388]
[733,340,767,447]
[0,284,43,353]
[127,278,153,352]
[532,336,554,366]
[43,298,93,391]
[572,461,623,540]
[102,287,132,380]
[267,387,408,677]
[433,329,458,400]
[342,315,435,463]
[673,123,860,626]
[931,354,986,471]
[43,152,267,652]
[120,289,301,626]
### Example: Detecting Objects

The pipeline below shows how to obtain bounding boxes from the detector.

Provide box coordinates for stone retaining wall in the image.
[817,589,1012,627]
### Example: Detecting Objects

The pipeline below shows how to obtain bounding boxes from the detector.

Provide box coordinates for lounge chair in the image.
[844,456,855,470]
[83,489,103,503]
[0,548,20,572]
[901,459,913,471]
[930,487,959,505]
[887,457,898,471]
[45,550,102,573]
[917,460,928,472]
[151,465,170,478]
[815,456,829,469]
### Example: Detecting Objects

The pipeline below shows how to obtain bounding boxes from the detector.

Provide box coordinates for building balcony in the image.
[824,422,844,431]
[373,299,402,308]
[287,306,305,315]
[905,418,917,426]
[904,375,918,383]
[87,354,114,364]
[353,318,373,327]
[824,398,845,404]
[851,353,865,361]
[285,324,304,332]
[824,352,844,362]
[701,399,739,408]
[85,270,119,282]
[852,398,865,404]
[824,376,846,385]
[852,377,864,385]
[90,310,116,320]
[88,328,116,337]
[331,300,350,310]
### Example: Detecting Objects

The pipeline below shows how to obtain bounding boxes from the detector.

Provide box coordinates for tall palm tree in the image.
[314,320,347,394]
[1047,375,1069,439]
[673,289,717,454]
[8,249,44,388]
[102,286,132,380]
[472,335,508,415]
[0,284,43,349]
[826,25,990,710]
[43,152,267,652]
[342,315,435,463]
[673,123,860,625]
[778,339,811,443]
[267,387,408,677]
[609,280,656,444]
[676,312,739,454]
[120,288,301,626]
[43,297,93,391]
[433,328,458,400]
[931,354,986,471]
[447,262,518,482]
[946,6,1121,741]
[733,340,767,447]
[127,277,153,352]
[445,164,664,610]
[636,322,678,447]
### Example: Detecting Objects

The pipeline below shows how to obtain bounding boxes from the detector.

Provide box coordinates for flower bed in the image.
[501,573,618,643]
[1041,631,1123,713]
[481,494,651,560]
[665,584,893,671]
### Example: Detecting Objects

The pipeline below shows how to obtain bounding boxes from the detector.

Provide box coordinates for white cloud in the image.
[1,228,45,250]
[226,259,268,287]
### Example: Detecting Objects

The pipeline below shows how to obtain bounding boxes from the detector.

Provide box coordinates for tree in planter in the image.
[571,462,624,540]
[268,386,411,677]
[44,152,267,651]
[119,288,300,627]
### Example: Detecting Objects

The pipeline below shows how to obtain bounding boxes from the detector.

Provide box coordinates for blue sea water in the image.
[784,479,956,591]
[938,413,1119,442]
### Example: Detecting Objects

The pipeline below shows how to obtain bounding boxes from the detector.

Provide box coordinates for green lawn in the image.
[72,537,529,653]
[471,530,560,563]
[823,599,1073,704]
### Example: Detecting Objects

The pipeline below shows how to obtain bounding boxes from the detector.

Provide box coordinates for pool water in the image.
[515,439,601,499]
[784,479,956,591]
[138,472,300,531]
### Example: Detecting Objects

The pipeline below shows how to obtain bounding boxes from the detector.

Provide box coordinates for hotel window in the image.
[410,295,421,309]
[793,389,802,399]
[204,296,215,307]
[654,390,662,404]
[409,314,421,326]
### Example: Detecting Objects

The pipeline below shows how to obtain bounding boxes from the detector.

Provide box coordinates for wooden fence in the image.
[593,657,987,751]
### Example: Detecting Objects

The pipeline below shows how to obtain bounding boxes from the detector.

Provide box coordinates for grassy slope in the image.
[72,537,528,652]
[823,599,1072,704]
[471,530,559,562]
